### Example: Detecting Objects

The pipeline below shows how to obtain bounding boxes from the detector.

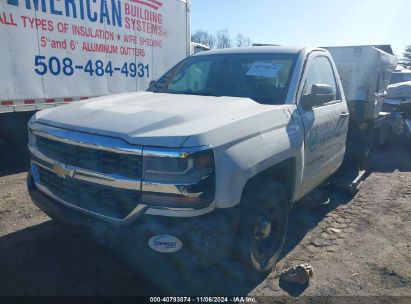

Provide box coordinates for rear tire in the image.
[233,181,288,280]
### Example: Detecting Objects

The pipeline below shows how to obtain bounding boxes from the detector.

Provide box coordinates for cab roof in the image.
[193,46,325,57]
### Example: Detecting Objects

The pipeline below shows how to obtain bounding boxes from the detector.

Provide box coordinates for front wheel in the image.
[233,181,288,279]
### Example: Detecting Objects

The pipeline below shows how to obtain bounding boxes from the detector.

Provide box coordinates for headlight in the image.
[142,148,215,209]
[143,149,213,183]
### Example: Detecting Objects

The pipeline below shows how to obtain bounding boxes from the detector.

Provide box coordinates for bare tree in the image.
[216,29,232,49]
[235,34,252,47]
[191,30,215,48]
[192,29,251,49]
[402,45,411,69]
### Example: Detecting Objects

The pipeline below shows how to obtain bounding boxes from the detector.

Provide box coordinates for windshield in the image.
[149,53,298,105]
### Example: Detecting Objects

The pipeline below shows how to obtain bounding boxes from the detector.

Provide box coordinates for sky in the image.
[191,0,410,56]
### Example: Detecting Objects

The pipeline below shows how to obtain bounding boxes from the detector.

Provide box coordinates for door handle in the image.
[340,112,350,118]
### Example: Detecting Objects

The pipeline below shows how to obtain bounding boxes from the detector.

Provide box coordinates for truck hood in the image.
[33,92,284,148]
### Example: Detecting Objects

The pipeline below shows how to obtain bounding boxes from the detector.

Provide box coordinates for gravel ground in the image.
[0,144,410,298]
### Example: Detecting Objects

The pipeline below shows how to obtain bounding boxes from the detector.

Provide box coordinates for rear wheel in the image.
[234,181,288,279]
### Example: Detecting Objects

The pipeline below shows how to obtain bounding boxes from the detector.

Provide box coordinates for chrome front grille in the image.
[35,135,142,180]
[38,167,141,220]
[29,124,146,222]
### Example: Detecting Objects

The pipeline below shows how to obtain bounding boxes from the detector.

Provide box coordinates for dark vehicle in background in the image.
[389,70,411,85]
[382,71,411,142]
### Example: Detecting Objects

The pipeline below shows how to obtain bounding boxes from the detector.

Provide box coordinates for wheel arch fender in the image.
[239,158,297,209]
[214,147,299,209]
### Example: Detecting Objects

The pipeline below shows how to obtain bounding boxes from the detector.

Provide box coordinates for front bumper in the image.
[27,173,240,269]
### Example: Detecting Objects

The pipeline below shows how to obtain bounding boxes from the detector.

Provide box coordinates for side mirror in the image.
[301,84,336,110]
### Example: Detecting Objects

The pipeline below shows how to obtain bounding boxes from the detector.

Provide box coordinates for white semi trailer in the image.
[0,0,191,145]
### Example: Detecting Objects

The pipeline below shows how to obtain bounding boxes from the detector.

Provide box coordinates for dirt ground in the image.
[0,143,410,299]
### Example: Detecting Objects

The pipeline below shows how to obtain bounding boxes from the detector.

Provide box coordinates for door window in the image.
[302,56,338,99]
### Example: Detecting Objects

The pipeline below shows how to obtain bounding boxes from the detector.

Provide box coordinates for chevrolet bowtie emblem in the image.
[52,163,72,179]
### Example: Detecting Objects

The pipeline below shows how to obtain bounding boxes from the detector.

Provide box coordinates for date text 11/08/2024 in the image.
[34,55,150,78]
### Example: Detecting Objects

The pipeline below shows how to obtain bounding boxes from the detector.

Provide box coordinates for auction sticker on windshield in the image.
[246,62,283,78]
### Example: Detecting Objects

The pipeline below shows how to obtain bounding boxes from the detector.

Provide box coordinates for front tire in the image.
[234,181,288,279]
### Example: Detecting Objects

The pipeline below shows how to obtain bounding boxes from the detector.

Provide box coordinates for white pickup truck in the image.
[26,46,393,276]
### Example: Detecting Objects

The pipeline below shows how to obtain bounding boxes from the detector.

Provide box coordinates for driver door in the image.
[297,54,349,196]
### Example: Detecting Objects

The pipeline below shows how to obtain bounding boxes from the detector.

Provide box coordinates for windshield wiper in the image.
[167,90,220,97]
